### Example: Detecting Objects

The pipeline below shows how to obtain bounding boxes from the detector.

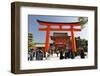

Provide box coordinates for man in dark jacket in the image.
[80,48,85,59]
[59,49,64,60]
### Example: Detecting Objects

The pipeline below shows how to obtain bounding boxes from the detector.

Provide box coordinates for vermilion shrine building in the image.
[51,33,70,49]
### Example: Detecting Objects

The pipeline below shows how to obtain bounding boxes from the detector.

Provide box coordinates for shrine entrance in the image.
[37,20,81,53]
[51,33,70,49]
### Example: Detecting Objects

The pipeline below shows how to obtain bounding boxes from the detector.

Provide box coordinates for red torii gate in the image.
[37,20,81,52]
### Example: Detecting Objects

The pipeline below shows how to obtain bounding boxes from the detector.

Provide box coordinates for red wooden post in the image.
[45,26,50,52]
[71,26,77,52]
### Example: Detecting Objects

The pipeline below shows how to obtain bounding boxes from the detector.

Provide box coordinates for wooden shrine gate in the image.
[37,20,81,52]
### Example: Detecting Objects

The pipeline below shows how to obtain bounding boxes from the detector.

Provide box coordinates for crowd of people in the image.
[28,48,44,61]
[28,46,86,61]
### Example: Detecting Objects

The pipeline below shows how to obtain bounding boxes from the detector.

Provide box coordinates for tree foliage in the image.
[28,33,34,50]
[79,17,88,29]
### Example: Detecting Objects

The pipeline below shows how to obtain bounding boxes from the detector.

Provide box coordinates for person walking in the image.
[32,49,36,60]
[59,49,64,60]
[36,49,40,60]
[56,48,59,57]
[80,48,85,59]
[39,49,44,60]
[64,48,68,59]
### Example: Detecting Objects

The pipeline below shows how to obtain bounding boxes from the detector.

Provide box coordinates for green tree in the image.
[28,33,34,50]
[79,17,88,29]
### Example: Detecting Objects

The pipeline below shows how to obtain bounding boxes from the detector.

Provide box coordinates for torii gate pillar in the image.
[45,26,50,52]
[71,26,77,52]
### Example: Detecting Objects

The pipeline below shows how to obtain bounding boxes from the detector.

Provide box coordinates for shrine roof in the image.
[53,33,68,36]
[51,33,70,40]
[51,36,70,40]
